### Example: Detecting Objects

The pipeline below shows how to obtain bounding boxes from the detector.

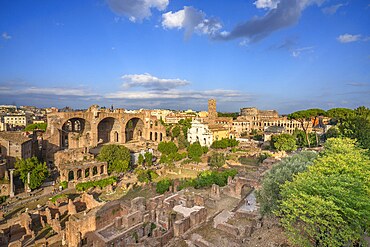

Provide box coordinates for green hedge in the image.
[75,176,117,192]
[211,139,239,149]
[178,169,238,190]
[156,179,172,194]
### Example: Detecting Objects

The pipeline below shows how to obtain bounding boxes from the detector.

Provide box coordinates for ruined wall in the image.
[44,106,167,163]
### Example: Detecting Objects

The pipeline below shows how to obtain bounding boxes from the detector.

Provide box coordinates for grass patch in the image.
[49,194,67,203]
[76,176,117,192]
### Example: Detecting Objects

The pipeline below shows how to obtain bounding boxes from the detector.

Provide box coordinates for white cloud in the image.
[254,0,280,9]
[0,85,96,97]
[121,73,189,90]
[346,82,369,87]
[337,34,362,43]
[291,46,314,57]
[2,32,11,40]
[106,0,169,22]
[214,0,324,42]
[106,88,248,101]
[322,3,345,15]
[162,6,222,38]
[162,9,185,29]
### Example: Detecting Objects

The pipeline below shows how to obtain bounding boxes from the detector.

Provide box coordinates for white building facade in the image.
[187,119,213,147]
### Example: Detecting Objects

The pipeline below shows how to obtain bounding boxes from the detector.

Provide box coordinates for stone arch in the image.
[93,166,98,176]
[100,165,104,174]
[125,117,144,142]
[77,169,82,180]
[68,170,74,181]
[60,117,91,149]
[154,132,158,141]
[97,117,120,144]
[85,168,89,178]
[150,132,153,141]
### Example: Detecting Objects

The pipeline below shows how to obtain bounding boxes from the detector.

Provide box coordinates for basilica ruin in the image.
[43,105,167,163]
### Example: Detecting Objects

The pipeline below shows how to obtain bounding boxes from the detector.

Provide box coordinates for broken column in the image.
[9,169,14,197]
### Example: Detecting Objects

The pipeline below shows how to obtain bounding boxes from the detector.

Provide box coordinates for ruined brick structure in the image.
[44,105,167,163]
[64,191,207,247]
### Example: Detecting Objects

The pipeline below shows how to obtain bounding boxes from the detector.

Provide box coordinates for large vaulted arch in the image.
[97,117,120,144]
[60,118,91,149]
[125,118,144,142]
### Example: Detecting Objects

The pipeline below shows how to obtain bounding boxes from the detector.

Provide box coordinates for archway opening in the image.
[60,118,90,149]
[77,169,82,180]
[125,118,144,142]
[85,168,89,178]
[68,171,74,181]
[97,117,120,144]
[93,166,98,176]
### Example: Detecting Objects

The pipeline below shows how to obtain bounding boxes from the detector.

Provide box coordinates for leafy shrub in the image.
[177,169,237,190]
[60,181,68,190]
[257,152,272,164]
[135,168,158,183]
[208,153,226,168]
[158,141,178,155]
[156,179,172,194]
[75,176,117,191]
[0,195,8,204]
[211,138,239,149]
[187,142,204,160]
[270,134,297,151]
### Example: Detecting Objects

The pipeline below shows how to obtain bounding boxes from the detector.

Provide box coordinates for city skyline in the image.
[0,0,369,113]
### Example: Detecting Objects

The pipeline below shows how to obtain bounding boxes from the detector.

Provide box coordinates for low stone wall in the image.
[216,222,240,237]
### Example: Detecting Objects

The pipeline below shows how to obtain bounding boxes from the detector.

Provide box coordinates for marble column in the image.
[26,173,31,192]
[9,169,15,197]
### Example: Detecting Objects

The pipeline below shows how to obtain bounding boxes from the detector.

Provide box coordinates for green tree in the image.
[178,134,190,149]
[256,151,317,216]
[156,179,172,194]
[288,109,326,147]
[325,126,341,139]
[270,134,297,151]
[293,129,318,148]
[171,126,180,138]
[217,112,239,119]
[144,152,153,167]
[135,168,158,183]
[98,144,131,173]
[15,157,49,190]
[187,142,204,161]
[211,138,239,149]
[327,107,354,125]
[158,141,178,155]
[208,153,226,168]
[178,118,192,138]
[276,138,370,246]
[340,106,370,150]
[138,154,144,166]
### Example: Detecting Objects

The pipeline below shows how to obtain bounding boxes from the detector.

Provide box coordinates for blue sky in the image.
[0,0,369,114]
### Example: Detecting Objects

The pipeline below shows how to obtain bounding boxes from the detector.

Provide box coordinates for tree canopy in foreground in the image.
[276,138,370,246]
[256,151,318,216]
